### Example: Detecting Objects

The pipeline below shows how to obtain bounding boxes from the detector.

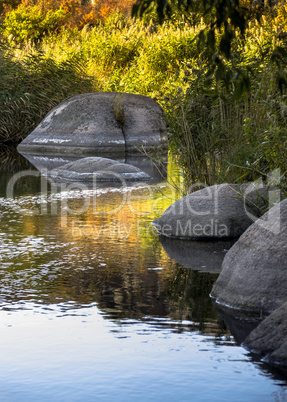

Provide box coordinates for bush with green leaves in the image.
[40,17,199,96]
[1,5,66,44]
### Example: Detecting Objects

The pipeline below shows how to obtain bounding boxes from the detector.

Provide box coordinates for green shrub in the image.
[1,5,66,44]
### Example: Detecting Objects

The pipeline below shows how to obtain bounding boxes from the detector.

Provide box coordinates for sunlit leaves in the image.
[132,0,249,57]
[1,5,67,43]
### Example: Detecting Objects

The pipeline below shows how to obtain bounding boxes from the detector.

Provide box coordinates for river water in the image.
[0,148,287,401]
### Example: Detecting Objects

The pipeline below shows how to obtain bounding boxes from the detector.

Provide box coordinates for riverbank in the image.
[1,10,287,191]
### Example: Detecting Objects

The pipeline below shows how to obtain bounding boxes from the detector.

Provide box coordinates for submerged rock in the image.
[152,183,267,240]
[17,92,167,157]
[244,301,287,367]
[211,197,287,316]
[47,156,151,183]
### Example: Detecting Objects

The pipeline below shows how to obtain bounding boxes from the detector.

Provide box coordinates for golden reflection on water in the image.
[1,151,287,396]
[0,157,227,337]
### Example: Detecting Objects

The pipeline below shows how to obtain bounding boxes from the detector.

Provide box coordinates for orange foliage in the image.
[59,0,92,28]
[67,0,134,27]
[92,0,134,21]
[0,0,21,13]
[1,0,134,26]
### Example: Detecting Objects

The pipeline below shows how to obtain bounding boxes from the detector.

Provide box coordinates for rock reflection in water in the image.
[213,303,261,345]
[19,152,168,186]
[159,235,236,273]
[212,303,287,382]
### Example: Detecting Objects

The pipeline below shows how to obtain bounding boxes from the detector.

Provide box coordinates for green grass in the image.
[0,44,96,144]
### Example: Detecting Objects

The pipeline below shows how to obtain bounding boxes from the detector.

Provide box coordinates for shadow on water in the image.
[158,235,236,273]
[250,355,287,384]
[213,302,287,383]
[0,145,31,173]
[0,145,49,197]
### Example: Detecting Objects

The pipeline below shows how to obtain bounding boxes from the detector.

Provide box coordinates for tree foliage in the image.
[0,0,134,30]
[132,0,287,97]
[2,5,66,43]
[132,0,250,59]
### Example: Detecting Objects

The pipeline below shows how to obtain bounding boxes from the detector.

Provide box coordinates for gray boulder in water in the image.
[243,301,287,367]
[47,156,151,183]
[152,183,268,240]
[211,197,287,316]
[17,92,167,157]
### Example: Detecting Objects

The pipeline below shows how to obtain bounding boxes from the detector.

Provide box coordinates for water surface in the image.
[0,149,286,401]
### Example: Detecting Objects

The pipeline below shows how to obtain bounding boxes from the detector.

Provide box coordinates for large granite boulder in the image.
[47,157,151,183]
[211,197,287,316]
[243,301,287,367]
[152,183,268,240]
[17,92,167,156]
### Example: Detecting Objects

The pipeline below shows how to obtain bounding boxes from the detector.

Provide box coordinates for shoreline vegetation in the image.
[1,1,287,192]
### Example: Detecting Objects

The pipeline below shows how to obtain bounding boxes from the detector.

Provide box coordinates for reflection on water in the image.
[2,304,282,402]
[214,304,262,345]
[0,180,221,331]
[0,145,37,198]
[158,235,236,273]
[0,148,287,400]
[19,151,168,185]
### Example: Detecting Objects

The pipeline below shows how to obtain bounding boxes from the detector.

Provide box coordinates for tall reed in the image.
[0,44,96,144]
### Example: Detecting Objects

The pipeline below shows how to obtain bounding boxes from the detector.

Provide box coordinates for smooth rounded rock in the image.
[211,197,287,315]
[152,183,267,240]
[243,301,287,367]
[47,156,151,183]
[17,92,167,156]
